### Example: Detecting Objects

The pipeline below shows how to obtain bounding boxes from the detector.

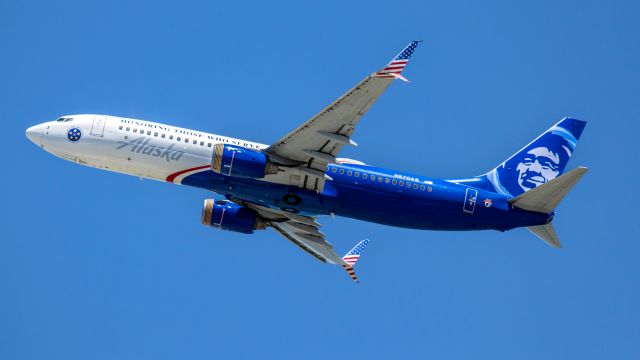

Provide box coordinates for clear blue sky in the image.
[1,0,638,359]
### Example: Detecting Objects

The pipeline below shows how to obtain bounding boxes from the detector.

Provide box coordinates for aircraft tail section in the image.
[509,167,588,248]
[482,118,586,197]
[509,167,588,214]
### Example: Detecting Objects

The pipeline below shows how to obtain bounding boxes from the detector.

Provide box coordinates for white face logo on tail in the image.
[515,147,561,191]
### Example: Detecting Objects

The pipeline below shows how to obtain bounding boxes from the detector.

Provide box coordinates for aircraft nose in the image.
[26,124,44,145]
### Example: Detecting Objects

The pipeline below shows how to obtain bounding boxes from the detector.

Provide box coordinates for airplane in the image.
[25,41,588,283]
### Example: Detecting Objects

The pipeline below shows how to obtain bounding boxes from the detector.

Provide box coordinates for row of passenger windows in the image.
[119,125,213,147]
[329,167,432,191]
[118,124,429,191]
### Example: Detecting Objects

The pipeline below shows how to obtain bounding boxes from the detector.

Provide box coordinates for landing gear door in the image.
[90,115,106,137]
[463,188,478,214]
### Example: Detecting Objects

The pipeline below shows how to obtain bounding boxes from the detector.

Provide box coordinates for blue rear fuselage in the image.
[181,163,550,231]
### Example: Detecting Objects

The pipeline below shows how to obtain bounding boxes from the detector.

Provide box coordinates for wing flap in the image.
[270,221,346,265]
[243,203,346,265]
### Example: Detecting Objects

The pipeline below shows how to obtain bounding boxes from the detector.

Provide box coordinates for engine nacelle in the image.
[201,199,267,234]
[211,144,277,178]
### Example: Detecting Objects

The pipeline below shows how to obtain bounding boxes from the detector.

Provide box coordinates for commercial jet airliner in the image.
[26,41,587,282]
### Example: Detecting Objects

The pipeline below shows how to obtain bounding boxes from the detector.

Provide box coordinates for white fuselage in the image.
[26,114,265,184]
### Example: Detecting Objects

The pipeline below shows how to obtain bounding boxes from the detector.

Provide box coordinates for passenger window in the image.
[392,179,397,185]
[119,126,123,130]
[170,135,174,140]
[371,175,375,181]
[347,170,352,176]
[185,138,189,143]
[420,185,425,191]
[207,143,212,147]
[177,137,181,141]
[133,128,138,133]
[193,140,197,145]
[406,182,411,188]
[378,177,383,182]
[126,127,130,131]
[161,134,166,138]
[399,181,404,186]
[339,169,344,175]
[385,178,390,184]
[354,172,359,177]
[200,141,204,146]
[147,131,151,135]
[154,132,158,137]
[363,174,368,179]
[413,184,418,189]
[332,167,337,173]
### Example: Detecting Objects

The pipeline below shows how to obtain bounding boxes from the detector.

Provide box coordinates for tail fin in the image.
[482,117,586,197]
[341,239,371,283]
[510,167,589,248]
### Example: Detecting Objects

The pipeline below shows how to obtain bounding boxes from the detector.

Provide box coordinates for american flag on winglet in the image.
[341,239,371,283]
[343,238,371,266]
[374,40,422,78]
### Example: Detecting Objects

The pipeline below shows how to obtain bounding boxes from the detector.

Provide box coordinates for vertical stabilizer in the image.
[482,118,586,197]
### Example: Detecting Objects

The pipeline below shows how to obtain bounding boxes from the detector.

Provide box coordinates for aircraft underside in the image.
[180,169,550,232]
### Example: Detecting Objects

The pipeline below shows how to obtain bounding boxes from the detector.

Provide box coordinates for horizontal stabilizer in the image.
[528,223,561,248]
[509,167,588,214]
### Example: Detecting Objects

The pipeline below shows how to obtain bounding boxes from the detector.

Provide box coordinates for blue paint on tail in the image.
[470,118,586,197]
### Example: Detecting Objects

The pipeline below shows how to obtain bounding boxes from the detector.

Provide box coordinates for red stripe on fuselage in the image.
[166,165,211,183]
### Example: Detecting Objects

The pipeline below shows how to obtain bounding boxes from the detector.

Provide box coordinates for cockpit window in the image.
[56,117,74,122]
[64,118,73,122]
[56,117,65,122]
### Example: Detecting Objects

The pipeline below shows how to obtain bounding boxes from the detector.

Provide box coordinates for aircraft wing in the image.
[263,41,422,192]
[243,203,348,265]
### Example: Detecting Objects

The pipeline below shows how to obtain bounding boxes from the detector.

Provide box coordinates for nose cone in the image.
[26,124,44,145]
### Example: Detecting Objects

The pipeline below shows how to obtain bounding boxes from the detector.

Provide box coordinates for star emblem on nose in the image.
[67,128,82,142]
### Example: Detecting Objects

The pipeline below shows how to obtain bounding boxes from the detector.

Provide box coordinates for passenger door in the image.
[90,115,106,137]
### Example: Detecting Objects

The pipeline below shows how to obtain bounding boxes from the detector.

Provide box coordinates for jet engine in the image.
[201,199,267,234]
[211,144,278,178]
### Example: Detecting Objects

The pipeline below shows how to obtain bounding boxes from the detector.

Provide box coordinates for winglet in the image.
[341,238,371,283]
[374,40,422,80]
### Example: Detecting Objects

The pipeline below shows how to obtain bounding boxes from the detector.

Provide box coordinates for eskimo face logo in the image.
[67,128,81,142]
[515,146,561,191]
[493,130,574,197]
